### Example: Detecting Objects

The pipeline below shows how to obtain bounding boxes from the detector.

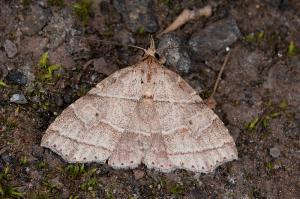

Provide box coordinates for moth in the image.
[41,38,238,173]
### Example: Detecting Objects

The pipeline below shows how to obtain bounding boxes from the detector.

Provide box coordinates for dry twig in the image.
[157,5,212,37]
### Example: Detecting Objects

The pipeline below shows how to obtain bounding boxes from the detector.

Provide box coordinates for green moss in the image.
[19,156,29,166]
[136,26,146,35]
[42,180,57,193]
[69,196,80,199]
[246,117,259,130]
[39,52,49,68]
[161,0,173,7]
[80,177,97,191]
[4,117,17,131]
[105,190,115,199]
[0,186,24,199]
[169,184,184,196]
[0,80,8,88]
[66,164,86,178]
[279,100,288,110]
[0,166,24,199]
[265,162,274,170]
[72,0,93,25]
[244,31,265,43]
[37,52,62,81]
[21,0,31,6]
[37,162,47,169]
[287,41,299,57]
[0,166,10,180]
[48,0,64,6]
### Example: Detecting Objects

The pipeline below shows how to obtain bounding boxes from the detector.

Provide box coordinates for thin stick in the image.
[157,5,212,37]
[210,51,231,99]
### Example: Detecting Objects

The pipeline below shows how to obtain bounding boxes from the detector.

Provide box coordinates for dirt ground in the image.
[0,0,299,198]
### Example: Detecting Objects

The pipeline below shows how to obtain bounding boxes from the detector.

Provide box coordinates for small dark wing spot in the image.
[154,52,160,60]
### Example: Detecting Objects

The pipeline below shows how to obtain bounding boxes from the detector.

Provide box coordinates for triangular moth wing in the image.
[41,64,145,164]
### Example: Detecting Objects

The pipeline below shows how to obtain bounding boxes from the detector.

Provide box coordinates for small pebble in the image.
[10,93,28,104]
[189,17,241,60]
[3,39,18,58]
[158,33,191,73]
[54,95,64,107]
[6,70,27,86]
[133,169,145,180]
[269,146,281,158]
[31,145,44,159]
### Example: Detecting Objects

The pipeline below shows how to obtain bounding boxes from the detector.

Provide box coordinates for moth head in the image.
[129,35,165,64]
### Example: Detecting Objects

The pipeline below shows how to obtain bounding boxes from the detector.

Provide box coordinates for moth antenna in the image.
[128,45,147,53]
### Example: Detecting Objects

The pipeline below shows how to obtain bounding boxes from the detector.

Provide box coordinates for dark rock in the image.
[113,0,158,33]
[158,33,192,73]
[3,39,18,58]
[189,18,241,60]
[54,95,64,107]
[188,188,208,199]
[10,93,28,104]
[63,92,72,104]
[31,145,44,159]
[6,70,27,86]
[1,152,15,164]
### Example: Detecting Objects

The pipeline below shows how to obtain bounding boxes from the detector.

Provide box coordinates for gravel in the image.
[269,147,281,158]
[6,70,27,86]
[158,33,192,73]
[189,17,241,60]
[10,93,28,104]
[3,39,18,58]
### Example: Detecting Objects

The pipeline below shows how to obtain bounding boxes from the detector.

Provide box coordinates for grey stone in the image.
[22,5,50,36]
[10,93,28,104]
[31,145,44,159]
[189,18,241,60]
[188,188,207,199]
[54,95,64,107]
[158,33,191,73]
[3,40,18,58]
[269,147,281,158]
[113,0,158,33]
[1,152,15,164]
[6,70,27,86]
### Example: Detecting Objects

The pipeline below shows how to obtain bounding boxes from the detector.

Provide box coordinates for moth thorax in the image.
[143,89,153,98]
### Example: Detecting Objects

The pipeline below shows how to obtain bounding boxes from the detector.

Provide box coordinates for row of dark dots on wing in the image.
[52,144,235,168]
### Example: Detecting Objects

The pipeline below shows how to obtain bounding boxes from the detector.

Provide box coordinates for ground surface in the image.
[0,0,300,198]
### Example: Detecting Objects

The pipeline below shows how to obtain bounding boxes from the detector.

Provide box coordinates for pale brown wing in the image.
[142,67,238,173]
[41,64,145,164]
